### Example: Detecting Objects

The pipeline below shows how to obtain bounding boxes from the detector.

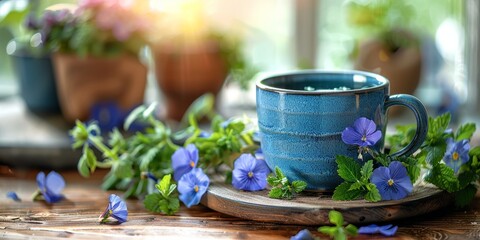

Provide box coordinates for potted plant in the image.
[0,0,60,113]
[151,0,256,121]
[37,0,151,123]
[347,0,422,97]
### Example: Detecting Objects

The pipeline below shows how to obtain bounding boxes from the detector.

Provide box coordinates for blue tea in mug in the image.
[256,70,427,191]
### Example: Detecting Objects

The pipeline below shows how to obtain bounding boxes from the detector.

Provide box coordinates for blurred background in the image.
[0,0,478,168]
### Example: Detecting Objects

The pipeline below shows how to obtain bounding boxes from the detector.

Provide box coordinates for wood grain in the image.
[1,169,479,239]
[202,182,453,225]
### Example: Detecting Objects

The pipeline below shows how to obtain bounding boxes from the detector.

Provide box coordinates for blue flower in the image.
[290,229,315,240]
[90,102,124,132]
[99,194,128,223]
[36,171,65,204]
[443,138,470,174]
[178,168,210,208]
[341,117,382,147]
[232,154,271,191]
[358,224,398,236]
[172,144,199,181]
[6,191,21,202]
[370,161,413,201]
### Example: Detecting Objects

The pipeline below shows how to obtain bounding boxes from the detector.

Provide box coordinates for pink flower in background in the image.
[78,0,150,42]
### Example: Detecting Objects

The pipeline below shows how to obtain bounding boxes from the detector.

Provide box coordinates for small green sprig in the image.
[144,174,180,215]
[318,210,358,240]
[373,113,479,207]
[267,166,307,199]
[332,157,381,202]
[70,97,258,209]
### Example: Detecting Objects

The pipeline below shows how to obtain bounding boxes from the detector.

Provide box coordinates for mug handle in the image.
[384,94,428,157]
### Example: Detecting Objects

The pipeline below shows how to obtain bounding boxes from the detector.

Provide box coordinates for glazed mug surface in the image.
[256,70,428,190]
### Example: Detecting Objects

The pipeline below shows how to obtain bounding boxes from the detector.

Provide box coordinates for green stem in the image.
[89,136,119,161]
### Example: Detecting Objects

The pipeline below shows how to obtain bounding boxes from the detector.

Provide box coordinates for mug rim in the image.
[255,70,389,95]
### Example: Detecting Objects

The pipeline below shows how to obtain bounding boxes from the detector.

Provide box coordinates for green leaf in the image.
[268,187,283,199]
[364,184,381,202]
[336,155,361,182]
[180,93,215,127]
[274,166,285,180]
[144,193,162,212]
[291,181,307,193]
[401,157,421,183]
[85,147,97,172]
[329,210,344,227]
[166,197,180,215]
[318,226,338,236]
[139,147,160,171]
[167,184,177,197]
[332,182,363,201]
[348,182,363,191]
[425,164,459,192]
[112,158,134,179]
[428,113,451,139]
[360,160,374,181]
[157,174,172,196]
[424,144,447,165]
[124,105,146,130]
[455,123,476,141]
[454,184,478,208]
[77,152,90,178]
[345,224,358,237]
[144,193,180,215]
[469,146,480,157]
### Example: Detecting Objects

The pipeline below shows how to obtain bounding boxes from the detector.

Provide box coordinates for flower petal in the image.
[341,127,364,145]
[6,191,21,202]
[185,144,199,166]
[364,118,378,136]
[353,117,370,134]
[358,224,380,234]
[45,171,65,196]
[290,229,315,240]
[232,154,270,191]
[379,225,398,236]
[172,146,196,181]
[36,171,46,192]
[366,130,382,146]
[178,168,210,208]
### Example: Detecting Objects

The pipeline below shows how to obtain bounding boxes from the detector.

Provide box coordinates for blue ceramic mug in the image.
[256,70,428,191]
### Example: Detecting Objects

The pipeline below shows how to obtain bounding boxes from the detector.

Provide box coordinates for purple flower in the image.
[99,194,128,223]
[341,117,382,147]
[358,224,398,236]
[290,229,315,240]
[6,191,21,202]
[172,144,199,181]
[178,168,210,208]
[232,154,270,191]
[443,138,470,174]
[36,171,65,204]
[371,161,413,201]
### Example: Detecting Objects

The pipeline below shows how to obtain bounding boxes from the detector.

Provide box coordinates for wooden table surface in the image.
[1,166,479,240]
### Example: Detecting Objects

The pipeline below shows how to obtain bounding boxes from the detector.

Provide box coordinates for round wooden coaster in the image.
[201,182,453,225]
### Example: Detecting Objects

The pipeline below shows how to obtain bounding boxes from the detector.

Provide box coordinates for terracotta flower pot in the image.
[52,53,147,122]
[354,38,422,97]
[153,42,228,121]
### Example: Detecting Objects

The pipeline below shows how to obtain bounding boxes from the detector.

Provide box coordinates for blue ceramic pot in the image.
[256,70,428,191]
[11,53,60,113]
